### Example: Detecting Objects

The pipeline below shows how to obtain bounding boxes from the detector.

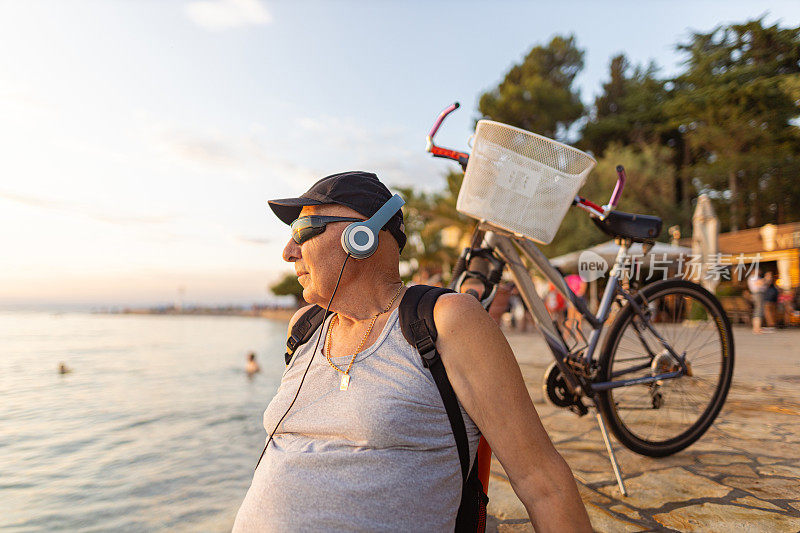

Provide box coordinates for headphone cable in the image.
[254,253,351,471]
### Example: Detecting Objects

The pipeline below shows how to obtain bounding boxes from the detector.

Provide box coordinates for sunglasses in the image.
[290,216,363,245]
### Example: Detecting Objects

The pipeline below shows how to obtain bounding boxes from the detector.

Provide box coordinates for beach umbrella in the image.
[691,194,719,293]
[551,240,693,272]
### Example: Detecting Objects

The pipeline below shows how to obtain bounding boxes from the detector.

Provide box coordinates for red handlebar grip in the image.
[430,145,469,161]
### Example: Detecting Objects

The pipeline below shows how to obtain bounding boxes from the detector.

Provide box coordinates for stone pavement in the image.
[486,326,800,532]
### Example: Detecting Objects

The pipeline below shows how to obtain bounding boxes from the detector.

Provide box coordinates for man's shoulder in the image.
[432,292,495,339]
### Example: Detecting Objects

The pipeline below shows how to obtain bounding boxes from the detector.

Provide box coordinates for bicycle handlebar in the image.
[426,102,470,170]
[427,102,460,140]
[425,102,626,218]
[574,165,627,220]
[608,165,627,211]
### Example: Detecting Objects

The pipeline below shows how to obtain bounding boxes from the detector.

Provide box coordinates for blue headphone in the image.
[341,194,405,259]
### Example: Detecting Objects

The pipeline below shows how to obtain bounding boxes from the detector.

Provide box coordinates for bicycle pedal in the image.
[569,399,589,417]
[565,356,597,381]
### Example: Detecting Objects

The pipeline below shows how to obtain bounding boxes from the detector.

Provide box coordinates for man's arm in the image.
[434,292,592,533]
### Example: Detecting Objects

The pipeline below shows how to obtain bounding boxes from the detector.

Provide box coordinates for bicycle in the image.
[424,103,735,466]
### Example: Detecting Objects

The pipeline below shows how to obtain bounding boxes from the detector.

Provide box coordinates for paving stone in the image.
[732,496,784,511]
[599,468,731,508]
[572,469,621,484]
[490,459,508,477]
[542,415,593,433]
[556,440,605,452]
[577,483,613,507]
[543,430,573,443]
[487,473,529,521]
[697,453,751,465]
[726,439,799,459]
[612,448,696,473]
[653,502,800,532]
[757,464,800,478]
[684,440,734,452]
[609,504,642,520]
[559,449,613,475]
[584,503,641,532]
[765,405,800,416]
[722,476,800,500]
[495,522,534,532]
[711,419,765,433]
[702,463,759,478]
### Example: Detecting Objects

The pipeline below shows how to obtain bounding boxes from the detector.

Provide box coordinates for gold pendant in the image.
[340,374,350,391]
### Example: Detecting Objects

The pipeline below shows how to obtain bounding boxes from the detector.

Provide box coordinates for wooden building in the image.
[716,222,800,290]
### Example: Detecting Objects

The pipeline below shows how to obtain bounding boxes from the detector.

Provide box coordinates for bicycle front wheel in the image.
[596,278,734,457]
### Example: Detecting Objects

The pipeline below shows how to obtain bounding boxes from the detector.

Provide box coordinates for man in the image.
[233,171,591,532]
[763,271,779,329]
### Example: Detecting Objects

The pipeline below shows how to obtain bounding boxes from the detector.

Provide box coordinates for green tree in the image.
[579,55,691,210]
[542,143,685,258]
[666,18,800,230]
[270,273,304,306]
[403,17,800,277]
[478,35,585,139]
[581,55,670,156]
[397,171,473,283]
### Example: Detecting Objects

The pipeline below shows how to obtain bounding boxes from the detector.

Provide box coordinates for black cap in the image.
[269,171,406,251]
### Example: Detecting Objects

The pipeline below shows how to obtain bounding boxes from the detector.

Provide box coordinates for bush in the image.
[716,283,743,297]
[689,300,708,320]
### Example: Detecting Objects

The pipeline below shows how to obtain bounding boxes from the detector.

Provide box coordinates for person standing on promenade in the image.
[763,272,779,329]
[233,171,591,532]
[748,271,765,334]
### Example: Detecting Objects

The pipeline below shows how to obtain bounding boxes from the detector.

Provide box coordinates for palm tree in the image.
[396,171,475,284]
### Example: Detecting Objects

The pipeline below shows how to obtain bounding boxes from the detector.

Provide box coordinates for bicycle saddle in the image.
[592,210,662,243]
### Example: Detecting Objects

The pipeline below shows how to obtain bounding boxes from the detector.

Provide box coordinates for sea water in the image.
[0,311,288,531]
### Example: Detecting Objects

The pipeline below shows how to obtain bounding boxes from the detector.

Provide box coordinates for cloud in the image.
[146,111,443,195]
[0,79,58,129]
[150,124,318,188]
[184,0,272,31]
[294,114,436,189]
[238,235,271,245]
[0,80,51,112]
[0,189,174,226]
[168,135,239,167]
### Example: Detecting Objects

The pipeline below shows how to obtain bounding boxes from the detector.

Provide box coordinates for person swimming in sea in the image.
[245,352,260,375]
[58,362,72,374]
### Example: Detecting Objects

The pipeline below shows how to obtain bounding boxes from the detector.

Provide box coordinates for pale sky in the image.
[1,0,798,309]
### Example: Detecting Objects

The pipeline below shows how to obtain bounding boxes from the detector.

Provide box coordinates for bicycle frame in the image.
[475,224,686,398]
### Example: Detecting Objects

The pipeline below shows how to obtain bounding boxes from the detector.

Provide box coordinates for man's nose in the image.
[283,238,301,262]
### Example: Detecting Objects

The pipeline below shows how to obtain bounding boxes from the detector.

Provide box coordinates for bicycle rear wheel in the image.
[596,278,734,457]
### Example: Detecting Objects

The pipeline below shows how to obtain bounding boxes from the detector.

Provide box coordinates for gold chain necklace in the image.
[324,284,403,391]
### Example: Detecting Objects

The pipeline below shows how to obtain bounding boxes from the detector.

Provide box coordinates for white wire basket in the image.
[457,120,597,244]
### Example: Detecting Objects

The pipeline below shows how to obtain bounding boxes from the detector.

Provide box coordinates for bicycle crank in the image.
[543,362,588,416]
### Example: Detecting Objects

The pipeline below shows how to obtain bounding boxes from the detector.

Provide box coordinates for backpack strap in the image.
[399,285,471,483]
[285,305,326,364]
